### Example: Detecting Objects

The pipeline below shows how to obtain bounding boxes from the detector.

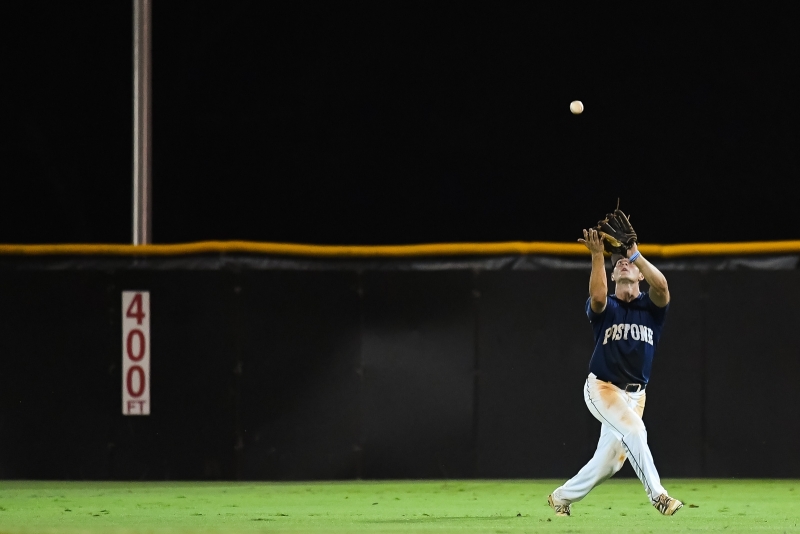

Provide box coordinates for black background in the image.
[2,2,799,245]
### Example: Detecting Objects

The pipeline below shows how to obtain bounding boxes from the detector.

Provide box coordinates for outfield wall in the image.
[1,253,798,480]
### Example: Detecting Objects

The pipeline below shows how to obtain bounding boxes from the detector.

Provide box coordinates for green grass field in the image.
[1,480,798,533]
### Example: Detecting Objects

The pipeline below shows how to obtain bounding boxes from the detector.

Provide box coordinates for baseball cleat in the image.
[652,494,683,516]
[547,494,571,517]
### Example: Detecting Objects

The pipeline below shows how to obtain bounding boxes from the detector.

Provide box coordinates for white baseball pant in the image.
[552,373,667,505]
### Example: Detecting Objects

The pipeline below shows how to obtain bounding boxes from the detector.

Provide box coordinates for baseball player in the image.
[547,211,683,517]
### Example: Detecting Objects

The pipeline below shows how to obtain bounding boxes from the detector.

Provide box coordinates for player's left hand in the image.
[579,228,605,255]
[626,242,639,258]
[594,208,637,255]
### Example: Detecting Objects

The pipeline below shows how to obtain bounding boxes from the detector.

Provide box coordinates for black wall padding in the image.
[703,272,800,477]
[474,271,599,478]
[109,271,239,480]
[237,271,361,480]
[360,271,475,479]
[0,272,115,479]
[1,259,799,479]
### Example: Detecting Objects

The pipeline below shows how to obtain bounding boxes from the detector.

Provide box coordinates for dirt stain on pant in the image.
[635,393,646,418]
[596,382,620,410]
[595,381,647,428]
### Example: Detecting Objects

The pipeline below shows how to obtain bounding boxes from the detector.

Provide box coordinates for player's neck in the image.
[614,282,640,302]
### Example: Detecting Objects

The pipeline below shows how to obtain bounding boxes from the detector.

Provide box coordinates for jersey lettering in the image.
[587,293,667,386]
[602,328,613,345]
[602,323,653,346]
[630,324,640,340]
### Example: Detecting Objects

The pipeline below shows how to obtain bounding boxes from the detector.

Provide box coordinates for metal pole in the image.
[133,0,152,245]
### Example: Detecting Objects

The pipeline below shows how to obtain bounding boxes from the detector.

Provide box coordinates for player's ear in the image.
[638,272,644,281]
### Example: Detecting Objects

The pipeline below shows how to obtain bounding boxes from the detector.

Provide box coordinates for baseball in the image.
[570,100,584,114]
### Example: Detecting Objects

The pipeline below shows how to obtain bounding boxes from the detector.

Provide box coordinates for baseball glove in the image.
[595,209,637,254]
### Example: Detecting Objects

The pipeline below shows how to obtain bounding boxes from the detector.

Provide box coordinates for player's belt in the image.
[612,382,646,392]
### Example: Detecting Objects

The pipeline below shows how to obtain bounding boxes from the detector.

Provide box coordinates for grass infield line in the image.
[2,240,800,257]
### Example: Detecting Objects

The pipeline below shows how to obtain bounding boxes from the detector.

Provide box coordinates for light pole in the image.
[133,0,152,245]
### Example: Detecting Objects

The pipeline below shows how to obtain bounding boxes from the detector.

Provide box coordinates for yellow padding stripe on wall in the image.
[1,240,800,257]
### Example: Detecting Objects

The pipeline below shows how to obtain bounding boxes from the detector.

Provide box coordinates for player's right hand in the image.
[578,228,605,255]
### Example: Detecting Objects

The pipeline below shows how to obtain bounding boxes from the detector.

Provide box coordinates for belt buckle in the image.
[625,383,641,393]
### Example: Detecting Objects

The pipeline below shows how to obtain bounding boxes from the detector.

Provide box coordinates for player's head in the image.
[610,254,644,284]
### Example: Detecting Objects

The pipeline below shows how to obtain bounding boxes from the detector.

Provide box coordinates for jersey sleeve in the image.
[586,296,614,323]
[645,293,669,326]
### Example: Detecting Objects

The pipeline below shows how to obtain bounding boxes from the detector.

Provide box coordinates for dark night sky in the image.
[2,2,798,245]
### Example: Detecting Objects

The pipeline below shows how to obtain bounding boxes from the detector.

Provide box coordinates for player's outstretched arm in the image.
[579,228,607,313]
[627,243,670,307]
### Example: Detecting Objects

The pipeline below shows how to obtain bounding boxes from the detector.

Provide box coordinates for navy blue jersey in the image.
[586,293,668,385]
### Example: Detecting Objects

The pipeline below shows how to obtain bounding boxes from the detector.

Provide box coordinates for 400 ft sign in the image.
[122,291,150,415]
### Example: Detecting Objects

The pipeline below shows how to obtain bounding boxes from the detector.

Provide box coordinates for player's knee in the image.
[624,422,647,442]
[610,460,625,475]
[609,446,626,474]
